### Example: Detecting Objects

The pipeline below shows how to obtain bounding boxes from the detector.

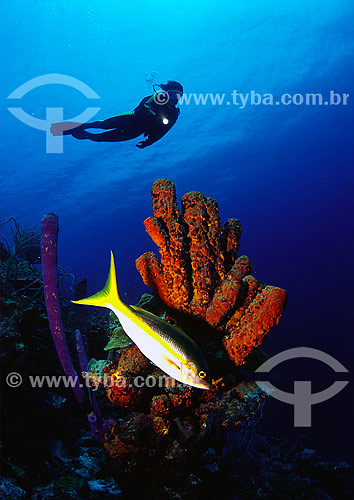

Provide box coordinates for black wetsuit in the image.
[71,94,180,147]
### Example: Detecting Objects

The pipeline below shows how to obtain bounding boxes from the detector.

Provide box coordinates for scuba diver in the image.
[50,80,183,149]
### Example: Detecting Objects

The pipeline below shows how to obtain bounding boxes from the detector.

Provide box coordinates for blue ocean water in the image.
[2,0,354,462]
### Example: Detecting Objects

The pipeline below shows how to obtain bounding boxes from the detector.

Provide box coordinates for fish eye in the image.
[198,370,206,378]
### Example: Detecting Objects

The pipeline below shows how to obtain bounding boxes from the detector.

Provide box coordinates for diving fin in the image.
[50,121,84,136]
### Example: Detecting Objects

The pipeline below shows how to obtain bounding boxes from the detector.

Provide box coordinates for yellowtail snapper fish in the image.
[72,252,211,390]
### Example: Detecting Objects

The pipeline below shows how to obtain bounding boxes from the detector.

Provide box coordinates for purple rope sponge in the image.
[41,213,86,406]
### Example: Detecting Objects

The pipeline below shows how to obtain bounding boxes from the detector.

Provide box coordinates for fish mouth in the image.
[195,378,212,390]
[185,370,212,390]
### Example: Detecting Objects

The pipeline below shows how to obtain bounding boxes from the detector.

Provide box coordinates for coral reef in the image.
[1,219,121,500]
[2,192,353,500]
[1,218,44,330]
[77,179,290,497]
[136,178,287,367]
[0,216,40,262]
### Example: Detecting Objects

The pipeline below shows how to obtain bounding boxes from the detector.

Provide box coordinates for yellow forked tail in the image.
[72,251,121,310]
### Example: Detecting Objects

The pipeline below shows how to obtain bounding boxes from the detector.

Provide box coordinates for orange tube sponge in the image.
[136,179,287,366]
